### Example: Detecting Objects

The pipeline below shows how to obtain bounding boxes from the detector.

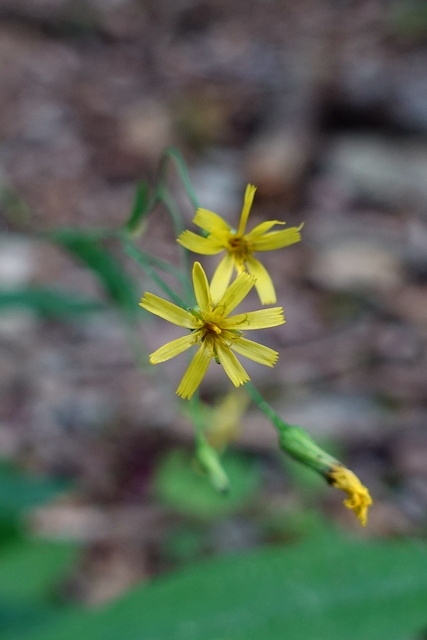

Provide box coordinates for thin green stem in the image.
[155,147,200,211]
[124,240,188,289]
[124,242,188,309]
[245,381,287,431]
[159,190,193,298]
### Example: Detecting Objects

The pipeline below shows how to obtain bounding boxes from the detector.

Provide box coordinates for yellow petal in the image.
[140,293,196,328]
[231,337,279,366]
[193,208,231,235]
[149,333,196,364]
[237,184,256,236]
[251,224,303,251]
[245,220,286,240]
[216,271,255,317]
[176,343,212,399]
[329,465,373,527]
[177,230,224,255]
[192,262,212,313]
[222,307,285,330]
[245,256,276,304]
[209,254,235,304]
[215,341,250,387]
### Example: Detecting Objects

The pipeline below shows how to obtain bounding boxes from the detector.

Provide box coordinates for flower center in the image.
[228,235,252,262]
[204,321,222,336]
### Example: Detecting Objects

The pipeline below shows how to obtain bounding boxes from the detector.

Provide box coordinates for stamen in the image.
[205,322,222,335]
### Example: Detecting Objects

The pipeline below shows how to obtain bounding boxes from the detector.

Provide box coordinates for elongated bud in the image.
[277,424,339,474]
[195,437,229,493]
[277,423,372,526]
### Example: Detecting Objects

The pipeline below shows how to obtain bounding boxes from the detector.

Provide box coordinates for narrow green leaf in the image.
[51,230,138,320]
[125,181,151,233]
[156,147,200,211]
[0,287,103,319]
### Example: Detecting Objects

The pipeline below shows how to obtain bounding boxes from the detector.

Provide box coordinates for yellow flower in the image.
[328,465,373,526]
[177,184,303,304]
[139,261,284,399]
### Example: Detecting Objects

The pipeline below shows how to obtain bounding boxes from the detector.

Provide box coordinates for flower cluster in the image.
[139,182,372,525]
[140,185,296,398]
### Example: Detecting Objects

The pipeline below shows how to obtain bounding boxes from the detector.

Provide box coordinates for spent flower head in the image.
[328,465,373,526]
[177,184,302,304]
[139,261,284,399]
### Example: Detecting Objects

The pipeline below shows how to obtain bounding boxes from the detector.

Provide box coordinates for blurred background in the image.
[1,1,427,638]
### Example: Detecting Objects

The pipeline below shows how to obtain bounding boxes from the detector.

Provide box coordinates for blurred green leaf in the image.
[154,449,261,520]
[0,464,77,639]
[124,181,150,233]
[0,539,76,601]
[0,287,103,319]
[390,1,427,39]
[0,538,78,640]
[0,462,70,547]
[0,463,69,515]
[50,230,138,320]
[27,533,427,640]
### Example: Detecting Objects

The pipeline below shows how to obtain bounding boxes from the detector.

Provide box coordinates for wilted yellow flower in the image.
[329,465,373,526]
[139,262,284,399]
[207,391,250,451]
[177,184,302,304]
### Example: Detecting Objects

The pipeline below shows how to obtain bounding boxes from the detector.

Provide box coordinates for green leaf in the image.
[50,230,138,320]
[0,464,77,639]
[153,449,261,520]
[0,539,77,601]
[0,287,103,319]
[125,181,151,233]
[0,538,78,640]
[26,533,427,640]
[0,463,69,515]
[0,462,70,545]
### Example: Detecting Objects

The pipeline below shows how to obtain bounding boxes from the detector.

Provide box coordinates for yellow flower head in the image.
[177,184,303,305]
[328,465,373,527]
[139,262,285,399]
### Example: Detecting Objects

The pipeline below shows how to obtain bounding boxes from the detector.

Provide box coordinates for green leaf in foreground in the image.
[27,532,427,640]
[0,539,78,640]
